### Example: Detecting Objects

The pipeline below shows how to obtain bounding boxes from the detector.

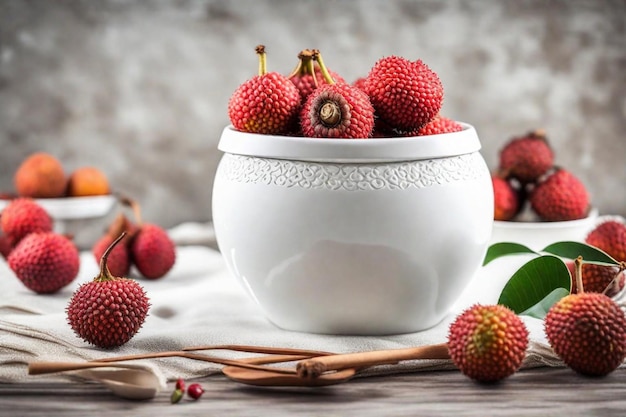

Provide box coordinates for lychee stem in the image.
[319,102,342,127]
[255,45,267,76]
[120,196,143,227]
[574,256,584,294]
[312,49,335,86]
[97,232,127,281]
[603,261,626,296]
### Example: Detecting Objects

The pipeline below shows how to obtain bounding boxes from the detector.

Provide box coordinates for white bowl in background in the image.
[0,195,117,220]
[212,123,494,335]
[490,208,599,250]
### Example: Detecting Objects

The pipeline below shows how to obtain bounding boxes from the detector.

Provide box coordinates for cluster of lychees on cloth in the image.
[0,193,177,349]
[454,219,626,383]
[227,45,462,139]
[491,129,590,222]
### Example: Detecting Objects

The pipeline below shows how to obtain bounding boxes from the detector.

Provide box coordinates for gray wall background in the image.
[1,0,625,235]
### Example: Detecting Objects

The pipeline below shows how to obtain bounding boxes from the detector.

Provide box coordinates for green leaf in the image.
[541,241,620,266]
[498,255,571,315]
[483,242,538,266]
[519,287,570,319]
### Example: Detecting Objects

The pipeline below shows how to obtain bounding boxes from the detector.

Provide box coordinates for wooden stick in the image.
[296,343,450,379]
[29,361,138,375]
[182,344,334,357]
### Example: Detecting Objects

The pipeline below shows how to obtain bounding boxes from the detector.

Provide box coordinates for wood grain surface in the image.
[1,367,625,417]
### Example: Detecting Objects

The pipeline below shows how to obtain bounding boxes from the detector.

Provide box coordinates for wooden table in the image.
[1,367,624,416]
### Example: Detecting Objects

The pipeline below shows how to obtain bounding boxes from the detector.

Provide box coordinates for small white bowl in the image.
[490,208,599,250]
[212,124,494,335]
[0,195,117,220]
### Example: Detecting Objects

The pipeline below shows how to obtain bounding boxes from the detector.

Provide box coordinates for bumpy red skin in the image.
[566,261,625,297]
[586,220,626,262]
[228,72,301,135]
[0,233,12,259]
[545,293,626,376]
[300,83,375,139]
[415,116,463,136]
[291,68,346,102]
[8,232,79,294]
[92,234,131,278]
[530,169,590,221]
[67,278,150,348]
[498,135,554,184]
[0,198,53,244]
[492,176,521,221]
[131,224,176,279]
[448,304,529,383]
[364,56,443,131]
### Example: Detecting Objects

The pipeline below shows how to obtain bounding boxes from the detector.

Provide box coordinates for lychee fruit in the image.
[0,232,13,259]
[66,166,111,197]
[566,261,626,297]
[123,198,176,279]
[492,175,523,221]
[91,213,136,277]
[14,152,68,198]
[288,49,346,103]
[529,168,590,221]
[0,198,53,245]
[228,45,301,135]
[364,55,443,132]
[545,291,626,376]
[447,304,529,383]
[416,116,463,136]
[585,220,626,262]
[8,232,80,294]
[67,232,150,348]
[498,130,554,184]
[300,51,374,139]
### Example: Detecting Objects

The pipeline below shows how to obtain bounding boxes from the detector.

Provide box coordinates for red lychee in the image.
[0,198,53,244]
[585,220,626,262]
[8,232,79,294]
[300,51,374,139]
[545,291,626,376]
[131,223,176,279]
[228,45,301,135]
[364,55,443,132]
[529,168,590,221]
[498,130,554,184]
[91,213,136,277]
[492,175,522,221]
[67,233,150,348]
[416,116,463,136]
[567,261,625,297]
[447,304,529,383]
[288,49,346,102]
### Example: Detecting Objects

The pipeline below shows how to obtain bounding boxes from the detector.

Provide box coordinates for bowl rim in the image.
[217,122,482,163]
[493,207,599,230]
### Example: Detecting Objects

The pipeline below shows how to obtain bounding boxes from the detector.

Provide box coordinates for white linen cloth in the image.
[0,222,622,385]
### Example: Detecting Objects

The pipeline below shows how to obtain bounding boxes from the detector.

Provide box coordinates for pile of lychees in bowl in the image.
[227,45,462,138]
[213,45,494,335]
[489,129,598,248]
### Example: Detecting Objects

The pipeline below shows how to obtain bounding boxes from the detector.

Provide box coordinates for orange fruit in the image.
[14,152,67,198]
[66,167,111,197]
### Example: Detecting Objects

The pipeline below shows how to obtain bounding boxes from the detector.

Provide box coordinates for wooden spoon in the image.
[221,343,450,387]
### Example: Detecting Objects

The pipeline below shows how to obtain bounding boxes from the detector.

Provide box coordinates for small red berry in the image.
[175,378,185,391]
[187,383,204,400]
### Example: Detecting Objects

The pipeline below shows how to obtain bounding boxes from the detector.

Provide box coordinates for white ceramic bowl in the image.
[0,195,117,220]
[212,124,494,335]
[490,208,599,250]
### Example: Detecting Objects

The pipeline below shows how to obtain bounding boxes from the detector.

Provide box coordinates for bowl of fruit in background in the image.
[489,129,598,250]
[212,47,494,335]
[0,152,117,249]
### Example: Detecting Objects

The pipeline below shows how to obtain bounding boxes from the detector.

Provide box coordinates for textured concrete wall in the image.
[1,0,624,234]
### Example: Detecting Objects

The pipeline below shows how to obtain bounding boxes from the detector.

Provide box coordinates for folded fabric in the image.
[0,222,622,385]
